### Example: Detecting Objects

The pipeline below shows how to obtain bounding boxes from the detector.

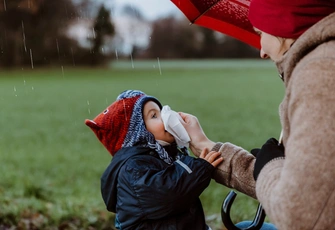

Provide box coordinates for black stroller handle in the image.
[221,190,266,230]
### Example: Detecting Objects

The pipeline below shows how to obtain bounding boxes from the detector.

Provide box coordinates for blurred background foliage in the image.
[0,0,258,69]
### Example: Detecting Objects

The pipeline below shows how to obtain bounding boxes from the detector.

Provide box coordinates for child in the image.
[85,90,223,230]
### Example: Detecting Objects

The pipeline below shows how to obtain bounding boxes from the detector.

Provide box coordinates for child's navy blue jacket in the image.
[101,145,215,230]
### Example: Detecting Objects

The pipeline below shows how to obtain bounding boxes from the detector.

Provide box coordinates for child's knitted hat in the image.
[85,90,173,164]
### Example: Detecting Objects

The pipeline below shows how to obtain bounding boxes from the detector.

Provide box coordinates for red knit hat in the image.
[248,0,335,38]
[85,94,137,156]
[85,90,173,164]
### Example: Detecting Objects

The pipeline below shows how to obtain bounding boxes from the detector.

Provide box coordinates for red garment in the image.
[85,90,162,156]
[248,0,335,38]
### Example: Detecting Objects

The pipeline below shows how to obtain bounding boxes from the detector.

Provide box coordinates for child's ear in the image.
[85,119,100,130]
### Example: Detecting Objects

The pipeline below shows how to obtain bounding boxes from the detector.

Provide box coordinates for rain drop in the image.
[29,49,34,69]
[92,28,96,39]
[157,57,162,75]
[56,39,60,60]
[14,86,17,97]
[130,54,134,69]
[115,49,119,60]
[22,21,27,52]
[61,66,64,77]
[123,100,128,121]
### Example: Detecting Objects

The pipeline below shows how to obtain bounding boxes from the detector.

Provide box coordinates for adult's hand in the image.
[178,112,216,157]
[253,138,285,180]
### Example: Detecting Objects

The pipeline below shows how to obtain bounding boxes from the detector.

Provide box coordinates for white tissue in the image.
[161,105,190,148]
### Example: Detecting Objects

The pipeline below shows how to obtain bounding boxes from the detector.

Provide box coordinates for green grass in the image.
[0,60,284,229]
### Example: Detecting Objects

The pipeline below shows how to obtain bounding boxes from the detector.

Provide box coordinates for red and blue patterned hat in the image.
[85,90,173,164]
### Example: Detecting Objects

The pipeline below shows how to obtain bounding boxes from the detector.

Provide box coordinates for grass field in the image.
[0,59,284,229]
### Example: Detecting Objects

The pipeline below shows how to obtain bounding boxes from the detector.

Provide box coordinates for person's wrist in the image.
[190,139,216,157]
[203,140,216,150]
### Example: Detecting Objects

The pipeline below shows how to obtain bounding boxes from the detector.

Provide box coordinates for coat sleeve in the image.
[256,57,335,229]
[211,142,257,199]
[118,155,214,219]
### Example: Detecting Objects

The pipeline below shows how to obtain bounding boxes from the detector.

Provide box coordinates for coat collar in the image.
[275,11,335,85]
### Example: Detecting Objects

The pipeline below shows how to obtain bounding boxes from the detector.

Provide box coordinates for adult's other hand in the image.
[253,138,285,180]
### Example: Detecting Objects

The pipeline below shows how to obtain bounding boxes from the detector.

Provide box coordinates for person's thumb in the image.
[178,112,190,124]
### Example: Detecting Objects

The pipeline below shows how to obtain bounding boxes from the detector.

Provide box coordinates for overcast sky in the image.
[113,0,181,19]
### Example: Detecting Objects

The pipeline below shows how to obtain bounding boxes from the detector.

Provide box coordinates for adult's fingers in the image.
[199,147,209,159]
[178,112,198,124]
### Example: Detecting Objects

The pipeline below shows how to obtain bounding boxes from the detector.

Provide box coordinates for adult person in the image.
[179,0,335,229]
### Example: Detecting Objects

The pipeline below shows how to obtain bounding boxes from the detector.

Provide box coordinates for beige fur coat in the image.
[212,12,335,230]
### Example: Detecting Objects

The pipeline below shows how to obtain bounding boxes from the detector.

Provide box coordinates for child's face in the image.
[143,101,175,143]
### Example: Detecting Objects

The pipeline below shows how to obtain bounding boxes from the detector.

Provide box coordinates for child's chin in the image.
[167,137,175,144]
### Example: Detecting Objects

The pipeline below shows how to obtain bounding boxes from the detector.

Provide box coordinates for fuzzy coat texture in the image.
[212,12,335,230]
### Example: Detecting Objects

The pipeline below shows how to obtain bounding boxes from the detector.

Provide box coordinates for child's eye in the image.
[152,113,157,118]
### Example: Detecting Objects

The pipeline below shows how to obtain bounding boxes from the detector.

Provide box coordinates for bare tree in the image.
[90,4,115,65]
[146,16,202,58]
[0,0,84,68]
[145,15,259,59]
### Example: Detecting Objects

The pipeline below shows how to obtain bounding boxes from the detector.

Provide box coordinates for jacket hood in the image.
[100,146,150,212]
[276,11,335,84]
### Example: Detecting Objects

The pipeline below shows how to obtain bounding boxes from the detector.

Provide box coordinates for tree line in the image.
[0,0,258,68]
[142,16,258,59]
